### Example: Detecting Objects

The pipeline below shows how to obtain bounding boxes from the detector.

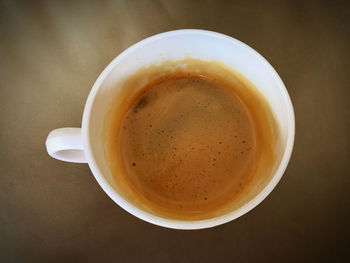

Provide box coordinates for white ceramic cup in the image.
[46,29,295,229]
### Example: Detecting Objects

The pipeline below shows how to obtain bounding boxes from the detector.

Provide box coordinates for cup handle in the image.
[45,128,87,163]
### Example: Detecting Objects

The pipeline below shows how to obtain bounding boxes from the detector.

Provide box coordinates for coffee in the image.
[107,59,279,220]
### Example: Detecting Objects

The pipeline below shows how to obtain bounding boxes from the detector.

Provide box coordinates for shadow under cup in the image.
[83,30,294,229]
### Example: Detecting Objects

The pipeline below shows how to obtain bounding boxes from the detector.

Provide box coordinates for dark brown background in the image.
[1,0,349,262]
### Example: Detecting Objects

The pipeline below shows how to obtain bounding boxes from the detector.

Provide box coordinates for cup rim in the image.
[82,29,295,229]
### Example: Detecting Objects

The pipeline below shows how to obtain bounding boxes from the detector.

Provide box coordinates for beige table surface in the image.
[1,1,349,262]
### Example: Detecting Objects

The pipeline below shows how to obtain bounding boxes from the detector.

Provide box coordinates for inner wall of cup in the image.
[87,31,290,216]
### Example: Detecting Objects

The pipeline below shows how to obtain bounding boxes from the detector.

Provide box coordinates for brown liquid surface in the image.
[107,59,278,220]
